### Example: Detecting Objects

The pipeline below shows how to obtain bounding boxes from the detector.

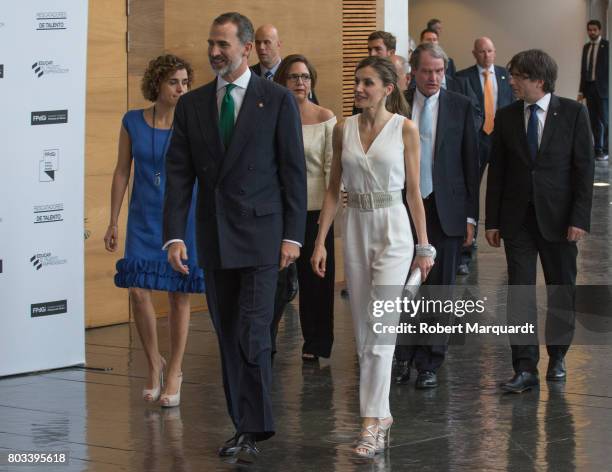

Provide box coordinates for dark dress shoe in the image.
[546,358,566,381]
[234,433,259,463]
[500,371,539,393]
[218,434,240,457]
[415,371,437,389]
[394,361,411,385]
[456,263,469,276]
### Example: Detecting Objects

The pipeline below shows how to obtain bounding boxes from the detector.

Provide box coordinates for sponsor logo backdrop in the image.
[0,1,87,376]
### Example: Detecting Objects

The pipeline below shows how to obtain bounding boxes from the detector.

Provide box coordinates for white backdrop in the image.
[0,1,88,376]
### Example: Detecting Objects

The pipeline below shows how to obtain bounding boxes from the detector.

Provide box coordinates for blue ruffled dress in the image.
[115,109,204,293]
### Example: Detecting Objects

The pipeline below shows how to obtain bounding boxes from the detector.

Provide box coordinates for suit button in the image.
[248,165,255,171]
[241,209,248,216]
[239,189,246,195]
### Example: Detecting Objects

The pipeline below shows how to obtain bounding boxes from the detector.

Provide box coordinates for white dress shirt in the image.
[412,88,476,226]
[477,64,498,112]
[523,93,551,147]
[216,67,251,120]
[411,88,440,151]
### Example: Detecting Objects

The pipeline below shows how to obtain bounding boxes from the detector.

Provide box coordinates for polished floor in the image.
[1,161,611,471]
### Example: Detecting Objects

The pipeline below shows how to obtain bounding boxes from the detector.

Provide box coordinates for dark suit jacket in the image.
[405,87,479,236]
[251,62,320,105]
[485,95,594,242]
[579,39,609,98]
[456,64,514,130]
[446,57,456,77]
[163,73,307,269]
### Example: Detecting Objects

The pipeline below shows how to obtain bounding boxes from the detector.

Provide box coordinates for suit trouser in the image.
[395,196,463,372]
[503,205,577,373]
[584,81,609,154]
[459,131,491,268]
[296,210,335,358]
[204,265,278,441]
[344,204,412,417]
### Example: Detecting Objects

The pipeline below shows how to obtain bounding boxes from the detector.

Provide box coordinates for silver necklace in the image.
[151,105,173,186]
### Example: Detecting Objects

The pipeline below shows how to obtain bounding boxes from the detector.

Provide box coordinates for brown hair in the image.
[355,56,410,117]
[273,54,318,90]
[141,54,194,102]
[367,31,397,52]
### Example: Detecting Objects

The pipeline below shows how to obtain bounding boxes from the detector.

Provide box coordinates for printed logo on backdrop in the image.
[32,60,69,78]
[36,12,67,31]
[39,149,59,182]
[33,203,64,224]
[31,110,68,125]
[29,252,67,271]
[31,299,68,317]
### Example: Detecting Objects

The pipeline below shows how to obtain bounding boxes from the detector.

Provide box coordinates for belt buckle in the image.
[359,193,374,211]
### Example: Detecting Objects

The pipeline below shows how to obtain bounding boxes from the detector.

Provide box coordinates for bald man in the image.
[390,54,410,92]
[252,24,282,79]
[455,37,514,275]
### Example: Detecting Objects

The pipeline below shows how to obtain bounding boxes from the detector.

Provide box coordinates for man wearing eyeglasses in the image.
[486,49,594,394]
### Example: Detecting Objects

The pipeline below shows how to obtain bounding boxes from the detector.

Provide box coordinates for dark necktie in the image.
[264,70,274,80]
[527,104,539,161]
[219,83,236,149]
[587,42,596,80]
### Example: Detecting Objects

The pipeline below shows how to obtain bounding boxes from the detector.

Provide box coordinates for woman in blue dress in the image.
[104,55,204,408]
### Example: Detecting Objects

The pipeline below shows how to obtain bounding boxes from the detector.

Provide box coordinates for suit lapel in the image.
[495,66,509,104]
[469,66,483,104]
[537,94,559,159]
[194,80,224,171]
[434,88,448,160]
[218,73,264,182]
[515,101,533,167]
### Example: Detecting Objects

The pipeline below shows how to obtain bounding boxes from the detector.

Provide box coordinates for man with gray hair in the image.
[394,42,479,389]
[163,11,306,461]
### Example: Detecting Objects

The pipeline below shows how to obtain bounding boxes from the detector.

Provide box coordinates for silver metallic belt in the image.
[346,190,403,211]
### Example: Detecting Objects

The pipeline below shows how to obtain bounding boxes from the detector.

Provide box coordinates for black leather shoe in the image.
[500,371,539,393]
[234,433,259,463]
[394,361,411,385]
[415,371,437,389]
[218,434,240,457]
[457,263,469,276]
[546,358,566,381]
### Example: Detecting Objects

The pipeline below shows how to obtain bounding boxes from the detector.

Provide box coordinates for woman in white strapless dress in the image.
[311,56,435,458]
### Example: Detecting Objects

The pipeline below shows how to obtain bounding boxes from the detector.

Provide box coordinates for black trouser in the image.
[503,205,577,374]
[295,210,335,357]
[395,196,463,372]
[584,81,609,154]
[205,264,278,441]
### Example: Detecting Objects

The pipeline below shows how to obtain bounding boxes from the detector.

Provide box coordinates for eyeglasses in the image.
[287,73,311,83]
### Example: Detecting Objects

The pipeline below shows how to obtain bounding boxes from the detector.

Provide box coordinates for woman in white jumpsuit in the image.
[311,56,434,458]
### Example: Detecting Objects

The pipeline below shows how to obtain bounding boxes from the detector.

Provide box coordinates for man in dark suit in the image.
[394,42,479,389]
[578,19,609,161]
[163,12,306,461]
[486,49,594,393]
[456,37,514,275]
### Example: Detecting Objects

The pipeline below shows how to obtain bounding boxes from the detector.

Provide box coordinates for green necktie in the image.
[219,83,236,149]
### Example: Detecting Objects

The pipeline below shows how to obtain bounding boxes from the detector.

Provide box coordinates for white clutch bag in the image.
[403,267,422,301]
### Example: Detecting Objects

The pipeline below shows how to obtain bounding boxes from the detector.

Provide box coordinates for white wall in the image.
[409,0,589,98]
[384,0,409,57]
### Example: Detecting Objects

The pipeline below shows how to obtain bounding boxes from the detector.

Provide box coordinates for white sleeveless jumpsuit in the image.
[342,113,414,418]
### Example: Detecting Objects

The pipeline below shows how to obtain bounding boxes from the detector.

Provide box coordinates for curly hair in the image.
[141,54,194,102]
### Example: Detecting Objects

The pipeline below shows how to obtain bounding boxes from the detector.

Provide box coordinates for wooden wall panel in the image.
[165,1,344,117]
[85,0,128,327]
